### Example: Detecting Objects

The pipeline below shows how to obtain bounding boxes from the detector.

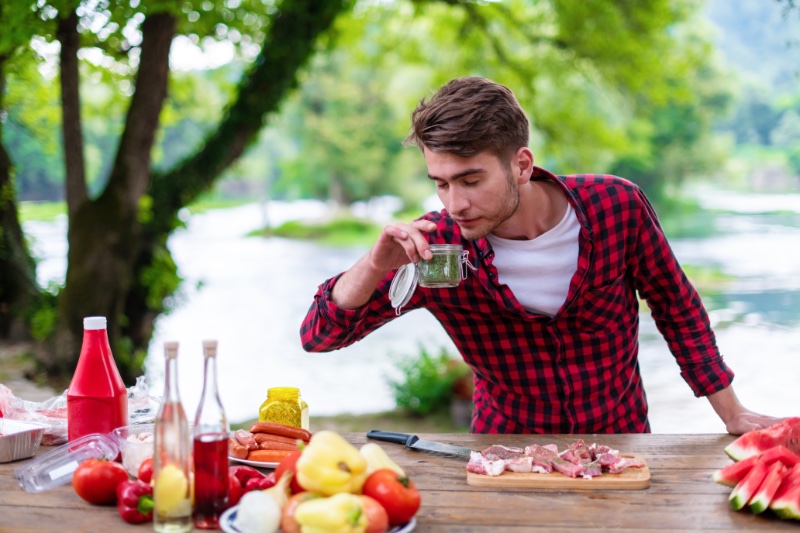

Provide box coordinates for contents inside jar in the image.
[418,245,462,288]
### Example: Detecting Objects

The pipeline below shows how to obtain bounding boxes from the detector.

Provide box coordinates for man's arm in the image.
[707,386,790,435]
[332,219,437,309]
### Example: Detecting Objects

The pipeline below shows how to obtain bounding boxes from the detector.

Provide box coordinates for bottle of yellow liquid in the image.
[258,387,309,430]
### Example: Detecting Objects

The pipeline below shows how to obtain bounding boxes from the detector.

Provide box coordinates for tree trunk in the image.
[122,0,351,357]
[57,9,87,220]
[48,13,176,382]
[0,56,40,339]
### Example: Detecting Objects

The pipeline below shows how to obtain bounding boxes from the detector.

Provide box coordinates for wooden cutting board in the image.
[466,453,650,490]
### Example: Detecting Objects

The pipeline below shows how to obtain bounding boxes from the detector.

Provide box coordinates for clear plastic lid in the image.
[13,433,120,493]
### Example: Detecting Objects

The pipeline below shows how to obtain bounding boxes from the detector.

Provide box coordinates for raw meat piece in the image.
[607,456,645,474]
[482,445,525,460]
[467,450,505,476]
[504,456,533,473]
[551,456,584,478]
[581,460,603,479]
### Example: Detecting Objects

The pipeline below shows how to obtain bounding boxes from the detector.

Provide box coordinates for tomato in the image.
[360,495,390,533]
[362,469,421,526]
[228,474,244,508]
[274,450,305,494]
[280,492,321,533]
[137,457,154,484]
[73,459,130,505]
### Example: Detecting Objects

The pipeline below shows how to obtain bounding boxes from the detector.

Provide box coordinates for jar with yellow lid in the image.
[258,387,309,430]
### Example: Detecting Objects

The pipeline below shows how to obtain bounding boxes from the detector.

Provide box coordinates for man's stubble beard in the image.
[458,170,520,241]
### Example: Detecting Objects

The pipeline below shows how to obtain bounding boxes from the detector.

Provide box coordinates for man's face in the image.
[424,148,520,240]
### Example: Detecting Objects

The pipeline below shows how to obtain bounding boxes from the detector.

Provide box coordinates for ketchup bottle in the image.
[66,316,128,441]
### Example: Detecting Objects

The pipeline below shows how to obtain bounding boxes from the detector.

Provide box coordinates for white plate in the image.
[229,456,279,469]
[220,505,417,533]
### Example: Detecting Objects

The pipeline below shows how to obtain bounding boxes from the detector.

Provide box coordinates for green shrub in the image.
[387,345,470,416]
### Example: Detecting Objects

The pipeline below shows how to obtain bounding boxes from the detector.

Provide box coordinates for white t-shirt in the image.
[485,204,580,316]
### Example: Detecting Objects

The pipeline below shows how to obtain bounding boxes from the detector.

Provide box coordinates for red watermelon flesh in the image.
[770,463,800,520]
[714,445,800,487]
[730,460,770,511]
[725,418,800,461]
[749,462,789,514]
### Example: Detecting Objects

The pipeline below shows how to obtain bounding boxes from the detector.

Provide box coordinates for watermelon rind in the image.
[725,418,800,461]
[729,460,769,511]
[770,464,800,520]
[748,462,788,514]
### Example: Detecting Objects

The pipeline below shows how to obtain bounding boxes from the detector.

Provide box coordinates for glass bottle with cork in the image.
[192,339,229,530]
[67,316,128,442]
[153,341,192,533]
[258,387,309,430]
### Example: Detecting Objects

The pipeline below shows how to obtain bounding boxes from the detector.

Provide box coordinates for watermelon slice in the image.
[729,460,770,511]
[770,463,800,520]
[725,418,800,461]
[749,462,789,514]
[713,445,800,487]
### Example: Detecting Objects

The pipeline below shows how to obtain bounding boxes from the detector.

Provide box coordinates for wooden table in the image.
[0,433,796,531]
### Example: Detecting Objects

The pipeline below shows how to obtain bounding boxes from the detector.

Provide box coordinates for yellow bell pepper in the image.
[359,442,405,477]
[294,493,367,533]
[296,431,368,496]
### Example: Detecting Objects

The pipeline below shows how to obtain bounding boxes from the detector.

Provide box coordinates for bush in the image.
[387,345,471,416]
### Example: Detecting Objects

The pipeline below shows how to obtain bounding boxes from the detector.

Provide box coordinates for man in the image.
[300,76,784,435]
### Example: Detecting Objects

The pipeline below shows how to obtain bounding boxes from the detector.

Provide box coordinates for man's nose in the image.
[446,187,470,215]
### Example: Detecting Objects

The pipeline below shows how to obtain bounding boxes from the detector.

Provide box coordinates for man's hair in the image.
[404,76,530,160]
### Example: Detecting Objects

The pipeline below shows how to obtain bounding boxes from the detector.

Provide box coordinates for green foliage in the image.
[28,288,58,341]
[17,201,66,222]
[138,244,182,312]
[387,344,470,416]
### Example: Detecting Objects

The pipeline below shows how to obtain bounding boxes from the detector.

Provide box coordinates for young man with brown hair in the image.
[300,76,786,435]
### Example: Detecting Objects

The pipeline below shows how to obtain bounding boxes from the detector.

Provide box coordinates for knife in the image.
[366,430,474,459]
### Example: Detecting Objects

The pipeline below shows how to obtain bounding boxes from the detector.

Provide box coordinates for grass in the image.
[251,217,383,247]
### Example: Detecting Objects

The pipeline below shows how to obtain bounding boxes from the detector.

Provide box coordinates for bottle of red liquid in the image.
[67,316,128,442]
[192,339,229,529]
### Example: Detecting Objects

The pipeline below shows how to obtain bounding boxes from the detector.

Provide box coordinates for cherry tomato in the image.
[274,450,305,494]
[361,495,390,533]
[362,469,421,526]
[73,459,130,505]
[137,457,154,484]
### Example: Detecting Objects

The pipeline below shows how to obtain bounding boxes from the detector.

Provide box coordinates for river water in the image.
[23,191,800,433]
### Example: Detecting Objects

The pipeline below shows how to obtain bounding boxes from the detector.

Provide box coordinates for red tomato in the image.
[360,495,390,533]
[274,450,305,494]
[280,492,321,533]
[228,474,244,507]
[362,469,421,527]
[137,457,154,484]
[73,459,130,505]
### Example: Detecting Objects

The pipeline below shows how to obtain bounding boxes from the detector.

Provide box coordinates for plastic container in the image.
[110,423,155,477]
[13,433,119,493]
[67,316,128,442]
[0,419,47,463]
[258,387,309,430]
[389,244,474,314]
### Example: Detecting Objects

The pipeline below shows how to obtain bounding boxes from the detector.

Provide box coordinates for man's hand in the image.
[707,386,790,435]
[330,219,437,310]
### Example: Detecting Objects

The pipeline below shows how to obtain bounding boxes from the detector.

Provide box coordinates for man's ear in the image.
[514,147,534,183]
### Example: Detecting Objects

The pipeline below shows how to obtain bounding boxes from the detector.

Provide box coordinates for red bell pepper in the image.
[244,473,276,492]
[116,480,154,524]
[228,466,276,507]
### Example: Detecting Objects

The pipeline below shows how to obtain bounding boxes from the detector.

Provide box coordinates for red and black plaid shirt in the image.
[300,167,734,434]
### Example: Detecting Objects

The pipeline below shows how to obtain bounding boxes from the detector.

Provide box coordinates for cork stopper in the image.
[163,341,179,359]
[202,339,218,358]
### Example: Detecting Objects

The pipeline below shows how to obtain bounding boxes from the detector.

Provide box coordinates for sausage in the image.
[248,421,312,441]
[257,439,302,452]
[253,432,308,446]
[234,429,258,451]
[228,437,248,459]
[247,449,293,463]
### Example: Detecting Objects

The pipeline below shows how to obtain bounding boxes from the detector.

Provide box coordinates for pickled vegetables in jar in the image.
[258,387,309,430]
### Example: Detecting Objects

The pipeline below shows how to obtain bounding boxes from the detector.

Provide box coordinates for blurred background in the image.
[1,0,798,434]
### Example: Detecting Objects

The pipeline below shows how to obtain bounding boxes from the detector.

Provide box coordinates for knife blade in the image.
[366,430,475,459]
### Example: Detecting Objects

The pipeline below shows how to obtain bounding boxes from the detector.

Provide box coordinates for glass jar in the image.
[258,387,309,430]
[418,244,466,288]
[389,244,474,315]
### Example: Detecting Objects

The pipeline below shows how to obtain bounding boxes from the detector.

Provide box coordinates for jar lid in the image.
[389,263,419,313]
[429,244,463,254]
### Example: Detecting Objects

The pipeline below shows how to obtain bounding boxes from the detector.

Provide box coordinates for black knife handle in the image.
[366,430,419,447]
